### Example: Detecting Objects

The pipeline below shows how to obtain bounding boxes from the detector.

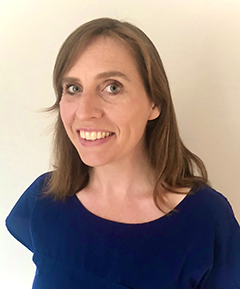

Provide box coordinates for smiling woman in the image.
[6,17,240,289]
[59,36,159,168]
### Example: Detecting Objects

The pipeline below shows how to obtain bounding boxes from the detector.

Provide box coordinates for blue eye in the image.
[65,84,81,95]
[105,82,122,94]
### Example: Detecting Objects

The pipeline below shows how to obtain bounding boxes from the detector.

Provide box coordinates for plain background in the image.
[1,0,240,288]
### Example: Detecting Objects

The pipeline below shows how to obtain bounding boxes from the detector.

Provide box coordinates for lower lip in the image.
[78,133,115,147]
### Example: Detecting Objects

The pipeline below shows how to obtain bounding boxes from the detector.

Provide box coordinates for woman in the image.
[6,18,240,289]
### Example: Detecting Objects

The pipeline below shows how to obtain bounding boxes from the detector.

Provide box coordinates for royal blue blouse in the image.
[6,173,240,288]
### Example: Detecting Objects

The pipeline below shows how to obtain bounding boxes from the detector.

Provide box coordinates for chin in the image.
[78,152,112,168]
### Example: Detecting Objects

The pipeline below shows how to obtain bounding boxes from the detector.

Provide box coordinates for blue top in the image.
[6,173,240,289]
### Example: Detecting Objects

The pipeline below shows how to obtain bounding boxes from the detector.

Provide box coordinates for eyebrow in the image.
[95,71,130,82]
[61,77,79,85]
[61,71,130,85]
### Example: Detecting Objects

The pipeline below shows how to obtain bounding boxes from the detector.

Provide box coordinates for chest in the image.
[77,197,165,224]
[30,196,214,289]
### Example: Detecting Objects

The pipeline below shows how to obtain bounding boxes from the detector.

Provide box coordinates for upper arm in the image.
[6,173,48,252]
[198,197,240,288]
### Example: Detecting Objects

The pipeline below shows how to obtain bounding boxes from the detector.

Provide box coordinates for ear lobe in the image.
[148,104,160,121]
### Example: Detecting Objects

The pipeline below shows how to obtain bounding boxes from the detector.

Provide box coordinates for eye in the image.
[105,82,122,94]
[63,84,82,95]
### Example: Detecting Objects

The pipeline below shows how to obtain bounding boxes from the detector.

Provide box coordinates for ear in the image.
[148,104,160,121]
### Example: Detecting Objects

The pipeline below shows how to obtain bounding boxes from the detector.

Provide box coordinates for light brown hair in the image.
[45,17,209,211]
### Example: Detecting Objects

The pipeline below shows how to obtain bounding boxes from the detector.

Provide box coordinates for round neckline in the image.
[72,190,194,227]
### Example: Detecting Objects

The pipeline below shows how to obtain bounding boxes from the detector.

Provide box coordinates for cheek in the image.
[114,106,149,137]
[59,100,75,126]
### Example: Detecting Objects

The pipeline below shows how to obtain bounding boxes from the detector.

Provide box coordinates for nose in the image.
[75,91,103,120]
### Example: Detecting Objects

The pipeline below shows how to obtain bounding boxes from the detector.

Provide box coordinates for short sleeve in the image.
[199,196,240,288]
[5,173,49,252]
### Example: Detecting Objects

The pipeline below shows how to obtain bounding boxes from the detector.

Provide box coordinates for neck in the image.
[88,152,156,201]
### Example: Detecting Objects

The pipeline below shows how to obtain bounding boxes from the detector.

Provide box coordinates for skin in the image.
[60,36,159,168]
[60,36,186,223]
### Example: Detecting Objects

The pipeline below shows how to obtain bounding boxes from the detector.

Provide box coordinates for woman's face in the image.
[60,36,160,167]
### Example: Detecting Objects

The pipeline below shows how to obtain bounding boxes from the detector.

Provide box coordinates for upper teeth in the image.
[80,131,112,141]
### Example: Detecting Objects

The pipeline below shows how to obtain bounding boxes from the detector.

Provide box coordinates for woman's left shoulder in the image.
[191,184,239,226]
[191,186,240,287]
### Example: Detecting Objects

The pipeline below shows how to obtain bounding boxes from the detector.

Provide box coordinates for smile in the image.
[79,130,114,141]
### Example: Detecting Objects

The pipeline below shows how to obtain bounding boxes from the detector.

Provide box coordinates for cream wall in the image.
[1,0,240,288]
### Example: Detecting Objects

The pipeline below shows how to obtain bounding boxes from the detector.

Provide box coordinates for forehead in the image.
[66,36,139,77]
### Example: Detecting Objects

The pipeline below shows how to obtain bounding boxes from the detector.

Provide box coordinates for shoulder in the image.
[190,186,240,286]
[6,172,52,251]
[7,172,53,217]
[187,184,239,228]
[31,171,52,191]
[23,172,53,199]
[192,185,233,211]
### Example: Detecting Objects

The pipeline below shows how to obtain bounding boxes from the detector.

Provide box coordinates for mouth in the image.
[78,130,115,141]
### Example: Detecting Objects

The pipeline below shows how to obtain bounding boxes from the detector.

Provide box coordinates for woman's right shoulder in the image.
[20,171,53,201]
[34,171,52,189]
[32,171,52,187]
